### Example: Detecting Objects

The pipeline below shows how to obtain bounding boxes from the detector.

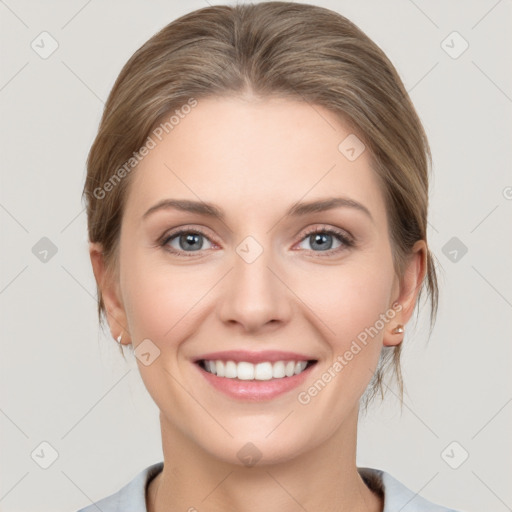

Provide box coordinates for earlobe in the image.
[384,321,405,347]
[391,324,404,334]
[89,242,130,344]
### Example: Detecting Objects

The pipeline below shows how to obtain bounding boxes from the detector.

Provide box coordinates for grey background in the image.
[0,1,511,511]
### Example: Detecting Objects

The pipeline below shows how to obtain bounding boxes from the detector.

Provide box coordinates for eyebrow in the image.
[142,197,373,223]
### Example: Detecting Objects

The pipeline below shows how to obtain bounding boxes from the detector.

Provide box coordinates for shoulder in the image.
[75,461,164,512]
[358,466,465,512]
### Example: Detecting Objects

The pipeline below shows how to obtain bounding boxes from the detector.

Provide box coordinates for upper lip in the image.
[194,350,317,364]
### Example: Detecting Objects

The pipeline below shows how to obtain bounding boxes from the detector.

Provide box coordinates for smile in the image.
[193,351,318,401]
[199,359,315,380]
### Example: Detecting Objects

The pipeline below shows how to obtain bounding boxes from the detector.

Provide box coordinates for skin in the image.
[90,94,426,512]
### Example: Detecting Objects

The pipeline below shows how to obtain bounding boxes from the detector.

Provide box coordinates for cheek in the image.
[292,256,395,343]
[120,258,207,402]
[294,261,395,419]
[123,261,203,345]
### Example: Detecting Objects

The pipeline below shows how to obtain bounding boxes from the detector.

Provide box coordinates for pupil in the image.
[181,233,202,251]
[311,233,332,251]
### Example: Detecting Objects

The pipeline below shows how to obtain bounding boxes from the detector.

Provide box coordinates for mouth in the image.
[193,351,318,401]
[197,359,317,380]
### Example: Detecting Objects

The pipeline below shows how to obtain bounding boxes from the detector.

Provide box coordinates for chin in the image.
[196,425,316,469]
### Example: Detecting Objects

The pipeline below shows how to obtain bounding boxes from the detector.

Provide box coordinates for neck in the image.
[147,407,382,512]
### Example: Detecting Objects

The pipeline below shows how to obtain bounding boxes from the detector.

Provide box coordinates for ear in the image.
[383,240,427,347]
[89,242,130,345]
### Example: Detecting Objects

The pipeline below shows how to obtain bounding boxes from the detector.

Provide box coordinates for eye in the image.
[295,226,354,255]
[160,228,215,257]
[159,225,354,258]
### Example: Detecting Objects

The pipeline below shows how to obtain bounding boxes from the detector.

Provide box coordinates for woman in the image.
[78,2,463,511]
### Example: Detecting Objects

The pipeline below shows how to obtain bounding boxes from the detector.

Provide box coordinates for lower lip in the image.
[195,362,315,401]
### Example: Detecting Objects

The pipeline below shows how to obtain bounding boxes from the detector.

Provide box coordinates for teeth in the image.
[216,360,225,377]
[254,362,273,381]
[272,361,285,378]
[237,362,254,380]
[295,361,307,375]
[225,360,237,378]
[202,359,311,380]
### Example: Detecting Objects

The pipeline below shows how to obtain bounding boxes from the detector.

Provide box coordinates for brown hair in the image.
[83,1,439,407]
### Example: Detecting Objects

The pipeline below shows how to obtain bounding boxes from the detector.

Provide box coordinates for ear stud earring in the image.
[116,333,123,344]
[391,324,404,334]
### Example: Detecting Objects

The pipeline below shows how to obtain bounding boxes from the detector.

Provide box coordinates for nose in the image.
[218,247,292,334]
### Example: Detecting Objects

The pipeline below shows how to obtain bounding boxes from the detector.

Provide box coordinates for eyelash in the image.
[158,225,355,258]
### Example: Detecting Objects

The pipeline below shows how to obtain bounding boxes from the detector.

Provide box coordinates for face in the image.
[92,95,424,466]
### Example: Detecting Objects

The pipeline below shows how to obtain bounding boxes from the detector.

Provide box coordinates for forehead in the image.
[124,96,387,226]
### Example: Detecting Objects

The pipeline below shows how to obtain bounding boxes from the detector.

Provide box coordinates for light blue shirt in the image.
[76,461,463,511]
